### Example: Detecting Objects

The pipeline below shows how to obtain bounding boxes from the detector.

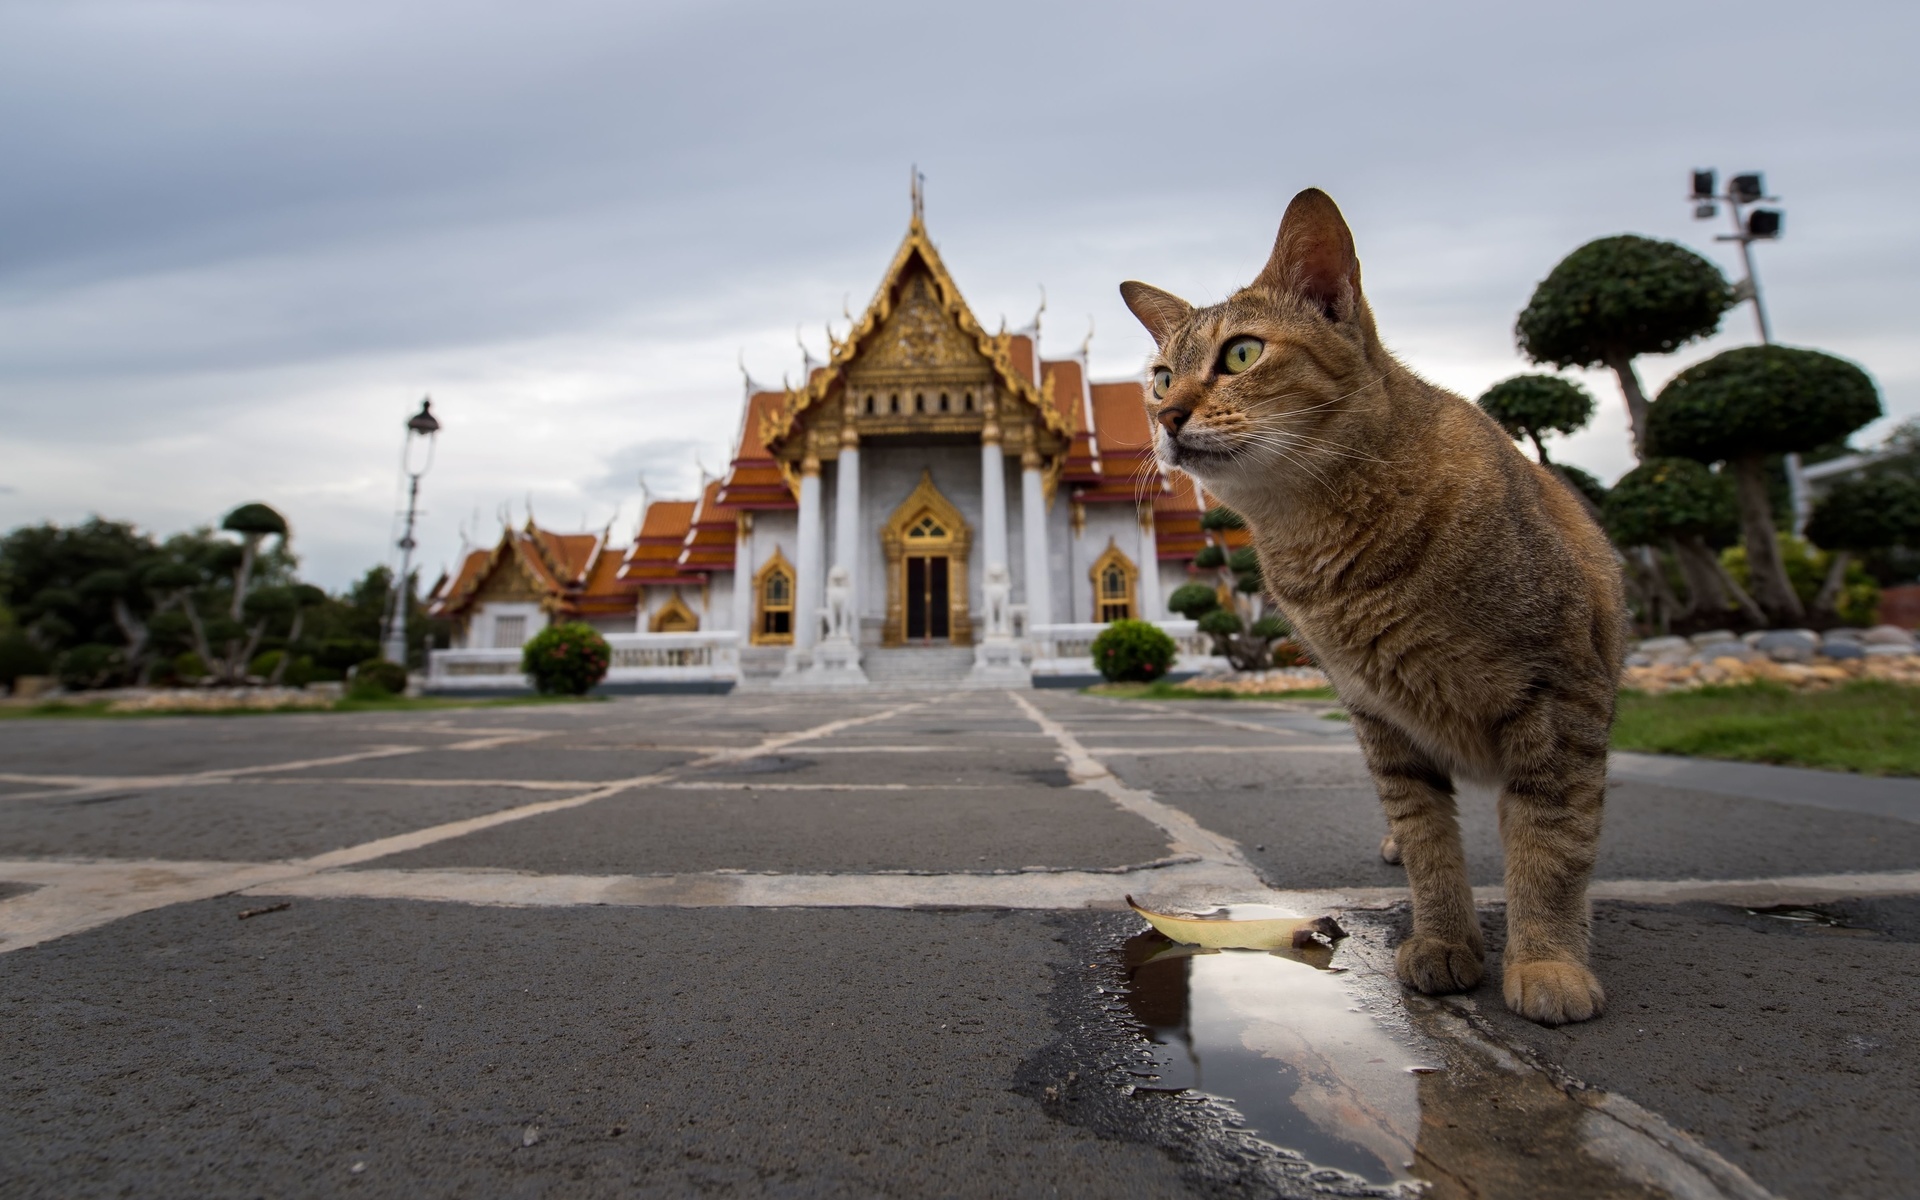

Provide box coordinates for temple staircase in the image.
[859,645,982,689]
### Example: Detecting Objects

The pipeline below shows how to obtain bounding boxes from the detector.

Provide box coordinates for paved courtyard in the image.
[3,690,1918,1198]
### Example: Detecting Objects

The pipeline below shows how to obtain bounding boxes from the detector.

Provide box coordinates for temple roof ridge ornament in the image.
[759,184,1072,459]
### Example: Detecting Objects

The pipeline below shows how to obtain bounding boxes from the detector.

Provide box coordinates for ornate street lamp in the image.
[380,398,441,665]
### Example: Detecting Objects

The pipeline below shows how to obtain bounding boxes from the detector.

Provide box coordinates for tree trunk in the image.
[1812,550,1853,622]
[269,610,306,685]
[1729,454,1804,625]
[180,601,218,683]
[111,597,149,683]
[1530,433,1551,465]
[1603,348,1652,461]
[230,533,263,620]
[1695,537,1768,628]
[1624,546,1679,636]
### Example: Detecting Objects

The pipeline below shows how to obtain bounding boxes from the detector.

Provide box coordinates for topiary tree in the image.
[1089,618,1177,684]
[1805,472,1920,621]
[1516,236,1733,458]
[1648,346,1882,624]
[1604,458,1762,628]
[1166,583,1220,621]
[521,622,611,695]
[221,503,289,621]
[1477,375,1596,465]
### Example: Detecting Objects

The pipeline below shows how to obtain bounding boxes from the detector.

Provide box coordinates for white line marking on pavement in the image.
[244,861,1257,910]
[0,699,929,953]
[662,782,995,791]
[1010,691,1261,881]
[1081,744,1361,755]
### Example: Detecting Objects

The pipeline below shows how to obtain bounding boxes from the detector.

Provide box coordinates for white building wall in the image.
[858,444,999,641]
[1069,505,1149,623]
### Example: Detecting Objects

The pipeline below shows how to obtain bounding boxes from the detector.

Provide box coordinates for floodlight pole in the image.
[1691,171,1803,529]
[381,399,441,666]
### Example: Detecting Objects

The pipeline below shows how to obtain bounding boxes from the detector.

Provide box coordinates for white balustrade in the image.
[428,631,742,691]
[1028,619,1224,679]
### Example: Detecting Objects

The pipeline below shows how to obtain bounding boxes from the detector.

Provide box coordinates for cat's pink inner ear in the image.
[1255,188,1360,319]
[1119,281,1193,345]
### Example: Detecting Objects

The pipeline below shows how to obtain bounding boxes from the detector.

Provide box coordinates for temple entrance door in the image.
[904,554,951,642]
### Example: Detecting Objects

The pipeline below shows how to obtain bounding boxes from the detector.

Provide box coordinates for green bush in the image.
[1192,544,1226,570]
[0,631,51,688]
[174,651,208,682]
[248,649,316,687]
[1197,609,1243,638]
[350,657,409,699]
[521,623,611,695]
[1090,619,1177,683]
[1250,614,1290,640]
[56,643,122,690]
[1167,583,1221,619]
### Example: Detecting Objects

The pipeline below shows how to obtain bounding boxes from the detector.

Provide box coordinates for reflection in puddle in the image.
[1122,928,1429,1188]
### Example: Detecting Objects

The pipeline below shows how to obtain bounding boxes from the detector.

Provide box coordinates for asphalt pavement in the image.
[3,691,1917,1199]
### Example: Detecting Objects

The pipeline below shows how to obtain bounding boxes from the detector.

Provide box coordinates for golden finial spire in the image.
[910,164,925,225]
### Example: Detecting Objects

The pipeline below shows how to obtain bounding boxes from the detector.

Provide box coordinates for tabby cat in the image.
[1120,189,1626,1024]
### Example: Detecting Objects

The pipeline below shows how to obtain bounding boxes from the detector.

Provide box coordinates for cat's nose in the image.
[1157,405,1190,436]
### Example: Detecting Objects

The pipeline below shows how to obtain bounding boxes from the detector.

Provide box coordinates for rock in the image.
[1741,630,1769,647]
[1865,644,1916,658]
[1862,625,1917,648]
[1696,645,1756,664]
[1822,627,1868,644]
[1689,630,1738,648]
[1754,630,1819,663]
[1624,653,1653,668]
[1822,641,1868,660]
[1637,636,1694,664]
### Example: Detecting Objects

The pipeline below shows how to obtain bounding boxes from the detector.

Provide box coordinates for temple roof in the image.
[619,500,702,586]
[429,519,636,619]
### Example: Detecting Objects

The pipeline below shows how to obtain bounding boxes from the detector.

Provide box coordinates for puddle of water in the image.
[1122,929,1429,1188]
[1742,904,1854,927]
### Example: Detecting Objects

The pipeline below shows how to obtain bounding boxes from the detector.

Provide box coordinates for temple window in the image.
[492,614,527,648]
[964,392,975,412]
[890,394,900,414]
[1090,541,1138,623]
[753,550,796,645]
[939,392,950,412]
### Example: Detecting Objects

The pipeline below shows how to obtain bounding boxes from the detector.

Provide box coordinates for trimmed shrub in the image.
[1167,583,1221,619]
[521,622,611,695]
[56,643,122,690]
[174,651,208,682]
[350,658,409,699]
[1090,618,1177,684]
[1192,544,1226,570]
[1250,614,1290,640]
[0,632,51,688]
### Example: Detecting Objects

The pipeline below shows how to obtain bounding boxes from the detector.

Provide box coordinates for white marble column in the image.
[981,440,1008,576]
[833,444,861,626]
[1137,508,1164,621]
[795,455,824,651]
[1020,450,1051,629]
[731,518,752,635]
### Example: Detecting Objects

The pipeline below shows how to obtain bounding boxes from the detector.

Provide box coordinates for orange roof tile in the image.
[620,499,705,585]
[718,391,797,510]
[1089,379,1153,458]
[678,479,739,573]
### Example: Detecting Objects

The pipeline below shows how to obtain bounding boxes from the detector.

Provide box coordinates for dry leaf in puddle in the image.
[1126,895,1347,951]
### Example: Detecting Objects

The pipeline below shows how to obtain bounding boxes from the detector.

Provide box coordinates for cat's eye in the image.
[1220,337,1264,375]
[1151,368,1172,399]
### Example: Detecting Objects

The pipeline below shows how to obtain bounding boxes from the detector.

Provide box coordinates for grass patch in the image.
[1085,681,1339,702]
[1613,681,1920,776]
[0,694,602,720]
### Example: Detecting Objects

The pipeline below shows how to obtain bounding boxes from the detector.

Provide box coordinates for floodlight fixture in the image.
[1693,202,1718,220]
[1690,169,1716,200]
[1729,173,1764,204]
[1746,209,1782,239]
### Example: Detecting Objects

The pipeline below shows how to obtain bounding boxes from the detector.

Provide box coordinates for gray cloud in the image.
[2,0,1915,587]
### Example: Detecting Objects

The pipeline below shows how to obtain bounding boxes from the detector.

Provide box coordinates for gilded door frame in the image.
[882,470,973,647]
[751,547,796,646]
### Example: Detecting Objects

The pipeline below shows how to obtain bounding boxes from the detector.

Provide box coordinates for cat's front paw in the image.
[1502,959,1605,1025]
[1395,936,1483,994]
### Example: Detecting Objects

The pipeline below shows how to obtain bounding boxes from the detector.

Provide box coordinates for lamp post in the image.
[1687,170,1807,528]
[380,398,441,665]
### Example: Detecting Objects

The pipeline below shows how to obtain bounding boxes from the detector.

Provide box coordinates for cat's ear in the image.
[1254,188,1361,322]
[1119,281,1193,345]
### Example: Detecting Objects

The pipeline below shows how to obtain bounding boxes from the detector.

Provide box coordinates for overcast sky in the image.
[2,0,1915,589]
